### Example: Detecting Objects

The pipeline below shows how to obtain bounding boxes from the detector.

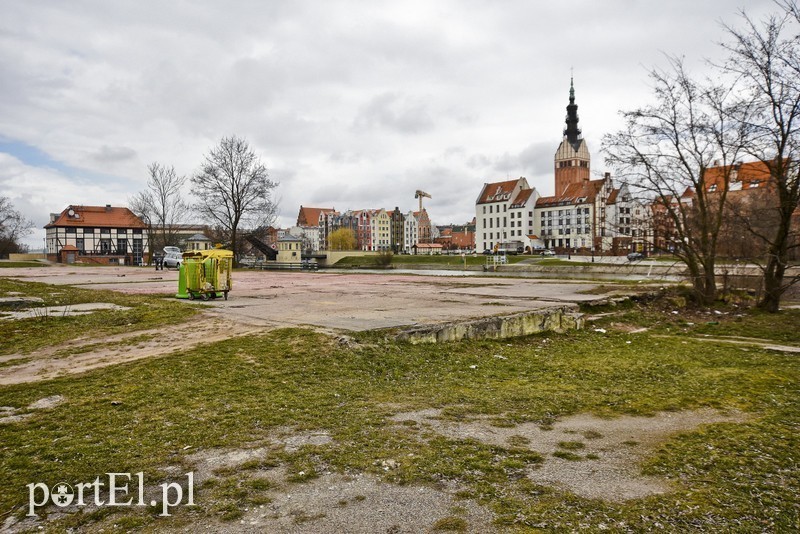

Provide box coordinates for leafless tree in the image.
[0,196,33,258]
[719,4,800,312]
[130,162,190,256]
[603,58,749,304]
[192,136,278,263]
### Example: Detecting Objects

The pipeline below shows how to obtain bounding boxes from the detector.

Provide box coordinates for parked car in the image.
[627,252,644,261]
[540,249,556,256]
[163,250,183,269]
[482,249,493,255]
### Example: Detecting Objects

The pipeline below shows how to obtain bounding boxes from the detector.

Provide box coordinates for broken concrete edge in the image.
[395,305,584,344]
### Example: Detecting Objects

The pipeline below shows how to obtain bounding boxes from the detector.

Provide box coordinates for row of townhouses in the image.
[291,206,434,253]
[476,79,649,255]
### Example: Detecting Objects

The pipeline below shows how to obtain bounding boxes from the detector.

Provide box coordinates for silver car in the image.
[163,250,183,269]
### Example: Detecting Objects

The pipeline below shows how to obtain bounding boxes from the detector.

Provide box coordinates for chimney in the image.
[604,172,611,179]
[50,213,58,223]
[105,204,112,212]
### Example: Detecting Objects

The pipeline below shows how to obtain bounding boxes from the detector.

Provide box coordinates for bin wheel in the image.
[224,292,228,301]
[189,293,195,300]
[201,293,210,301]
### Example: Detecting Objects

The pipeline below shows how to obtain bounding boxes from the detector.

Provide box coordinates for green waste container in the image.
[175,249,233,300]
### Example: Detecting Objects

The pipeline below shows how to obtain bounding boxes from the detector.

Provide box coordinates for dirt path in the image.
[652,334,800,353]
[0,314,263,385]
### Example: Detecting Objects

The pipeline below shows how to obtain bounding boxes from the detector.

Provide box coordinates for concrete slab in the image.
[2,266,614,332]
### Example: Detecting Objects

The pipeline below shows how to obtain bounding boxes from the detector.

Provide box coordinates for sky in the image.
[0,0,779,250]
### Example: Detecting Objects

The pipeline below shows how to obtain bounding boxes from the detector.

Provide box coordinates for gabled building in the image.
[390,207,405,253]
[475,177,539,253]
[404,210,418,253]
[370,209,391,251]
[414,209,432,244]
[45,204,149,265]
[296,206,336,251]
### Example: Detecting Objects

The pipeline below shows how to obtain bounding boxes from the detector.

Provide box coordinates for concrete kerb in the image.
[395,304,584,344]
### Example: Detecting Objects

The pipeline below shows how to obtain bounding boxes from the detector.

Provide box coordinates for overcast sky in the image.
[0,0,779,250]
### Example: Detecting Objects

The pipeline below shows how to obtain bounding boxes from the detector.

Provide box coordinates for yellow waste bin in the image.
[177,249,233,300]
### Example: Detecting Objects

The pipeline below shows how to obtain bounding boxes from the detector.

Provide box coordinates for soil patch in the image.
[0,315,260,385]
[0,394,65,424]
[197,472,496,534]
[390,408,748,501]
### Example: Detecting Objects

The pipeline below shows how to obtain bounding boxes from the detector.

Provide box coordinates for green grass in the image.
[0,278,199,355]
[0,305,798,530]
[0,261,49,268]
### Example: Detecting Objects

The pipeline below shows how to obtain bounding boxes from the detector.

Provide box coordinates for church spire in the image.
[563,76,582,151]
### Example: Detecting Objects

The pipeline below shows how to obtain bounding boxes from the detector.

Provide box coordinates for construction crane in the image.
[414,190,431,212]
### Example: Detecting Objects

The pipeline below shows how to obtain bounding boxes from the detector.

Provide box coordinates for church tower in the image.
[554,77,590,195]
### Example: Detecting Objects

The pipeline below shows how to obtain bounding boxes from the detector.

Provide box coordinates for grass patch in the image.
[0,262,49,268]
[0,279,199,355]
[0,306,798,530]
[557,441,585,450]
[432,516,468,531]
[552,450,584,461]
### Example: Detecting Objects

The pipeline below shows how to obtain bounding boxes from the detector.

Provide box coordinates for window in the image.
[65,227,76,234]
[489,205,493,214]
[83,227,94,234]
[100,239,111,253]
[503,205,507,212]
[483,206,486,214]
[529,211,533,217]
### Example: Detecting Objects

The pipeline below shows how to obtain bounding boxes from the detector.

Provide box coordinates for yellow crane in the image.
[414,190,431,212]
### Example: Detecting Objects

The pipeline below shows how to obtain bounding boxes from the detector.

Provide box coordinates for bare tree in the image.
[130,162,190,256]
[0,197,33,258]
[192,136,278,262]
[603,58,749,304]
[720,5,800,312]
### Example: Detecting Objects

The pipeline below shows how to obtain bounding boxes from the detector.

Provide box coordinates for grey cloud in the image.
[353,92,435,134]
[92,145,137,163]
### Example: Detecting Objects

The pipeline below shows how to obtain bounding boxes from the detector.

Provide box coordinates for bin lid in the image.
[182,249,233,260]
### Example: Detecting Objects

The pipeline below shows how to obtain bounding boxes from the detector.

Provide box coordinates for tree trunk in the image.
[758,254,785,313]
[757,210,791,313]
[701,268,717,306]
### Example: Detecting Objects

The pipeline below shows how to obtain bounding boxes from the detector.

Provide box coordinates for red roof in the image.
[297,206,335,227]
[45,205,145,229]
[536,179,604,208]
[510,188,534,207]
[703,161,771,192]
[476,179,519,204]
